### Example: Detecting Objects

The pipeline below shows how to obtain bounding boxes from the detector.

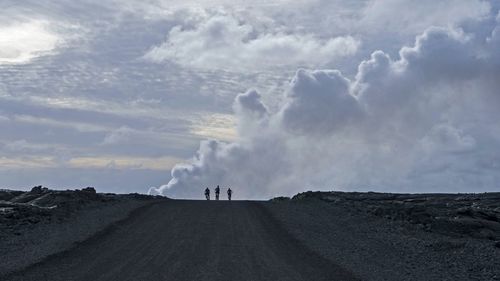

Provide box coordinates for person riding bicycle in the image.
[204,187,210,200]
[215,185,220,200]
[227,188,232,201]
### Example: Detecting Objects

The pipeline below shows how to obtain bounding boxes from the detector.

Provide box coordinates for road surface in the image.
[5,200,357,281]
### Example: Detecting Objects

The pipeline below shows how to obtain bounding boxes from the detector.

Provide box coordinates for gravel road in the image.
[4,200,357,281]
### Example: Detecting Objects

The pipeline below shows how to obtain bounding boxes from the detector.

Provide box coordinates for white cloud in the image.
[189,113,238,141]
[3,139,55,153]
[98,124,202,155]
[102,126,134,145]
[232,90,269,136]
[358,0,491,34]
[153,18,500,199]
[14,114,105,133]
[145,13,360,70]
[69,155,181,171]
[0,156,57,169]
[2,0,499,194]
[279,69,362,136]
[0,20,62,64]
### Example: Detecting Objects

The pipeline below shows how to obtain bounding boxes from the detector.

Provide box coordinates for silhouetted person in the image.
[205,187,210,200]
[215,185,220,200]
[227,188,232,201]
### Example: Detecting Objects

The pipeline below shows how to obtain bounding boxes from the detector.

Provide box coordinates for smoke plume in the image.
[150,21,500,199]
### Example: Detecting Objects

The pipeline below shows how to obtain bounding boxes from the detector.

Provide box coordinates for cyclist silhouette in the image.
[204,187,210,200]
[227,188,232,201]
[215,185,220,200]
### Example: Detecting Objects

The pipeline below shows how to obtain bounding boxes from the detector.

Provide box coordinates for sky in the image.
[1,0,499,198]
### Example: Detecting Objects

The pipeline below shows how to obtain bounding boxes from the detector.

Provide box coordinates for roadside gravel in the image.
[267,197,500,281]
[0,195,160,276]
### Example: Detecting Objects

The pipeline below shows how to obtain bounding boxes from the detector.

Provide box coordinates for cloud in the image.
[234,90,268,119]
[189,113,238,141]
[279,69,362,136]
[2,0,499,195]
[102,126,134,145]
[153,18,500,199]
[420,124,476,154]
[358,0,491,35]
[232,90,269,136]
[145,13,360,70]
[68,155,181,171]
[0,156,57,169]
[148,136,292,198]
[0,20,63,64]
[3,139,56,154]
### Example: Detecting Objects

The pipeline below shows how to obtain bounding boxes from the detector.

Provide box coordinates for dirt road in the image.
[5,200,357,281]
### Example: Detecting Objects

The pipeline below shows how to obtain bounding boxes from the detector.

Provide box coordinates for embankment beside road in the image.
[0,187,165,276]
[267,191,500,281]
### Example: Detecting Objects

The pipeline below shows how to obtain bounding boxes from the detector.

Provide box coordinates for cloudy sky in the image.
[1,0,499,198]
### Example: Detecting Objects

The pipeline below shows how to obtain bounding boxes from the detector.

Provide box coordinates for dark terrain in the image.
[0,186,164,276]
[1,188,500,281]
[288,191,500,241]
[270,191,500,280]
[3,200,356,281]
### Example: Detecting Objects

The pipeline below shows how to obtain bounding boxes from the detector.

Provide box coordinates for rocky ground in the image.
[2,188,499,280]
[0,186,165,276]
[268,191,500,281]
